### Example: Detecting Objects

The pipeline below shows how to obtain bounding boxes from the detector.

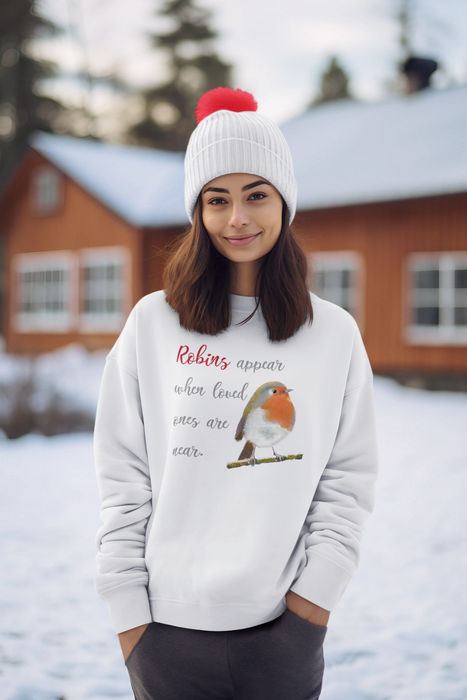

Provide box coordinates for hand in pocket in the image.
[285,591,330,627]
[118,623,150,662]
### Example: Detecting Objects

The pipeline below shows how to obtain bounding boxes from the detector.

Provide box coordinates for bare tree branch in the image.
[227,454,304,470]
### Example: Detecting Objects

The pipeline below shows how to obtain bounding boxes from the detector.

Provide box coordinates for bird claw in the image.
[248,457,258,466]
[272,450,286,462]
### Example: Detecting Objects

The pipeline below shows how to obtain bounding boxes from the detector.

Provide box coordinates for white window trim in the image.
[308,251,365,332]
[13,251,78,333]
[404,252,467,346]
[30,165,64,216]
[79,246,131,334]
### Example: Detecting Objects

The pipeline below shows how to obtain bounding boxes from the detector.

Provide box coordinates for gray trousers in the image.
[125,608,326,700]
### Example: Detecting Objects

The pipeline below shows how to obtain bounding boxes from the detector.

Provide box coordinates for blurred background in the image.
[0,0,467,698]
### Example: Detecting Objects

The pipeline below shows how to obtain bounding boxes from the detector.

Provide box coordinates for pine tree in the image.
[0,0,63,185]
[310,56,353,107]
[130,0,232,152]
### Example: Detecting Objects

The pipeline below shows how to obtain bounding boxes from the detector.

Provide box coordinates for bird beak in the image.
[286,388,293,393]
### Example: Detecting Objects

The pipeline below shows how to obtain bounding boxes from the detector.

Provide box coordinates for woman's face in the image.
[201,173,283,265]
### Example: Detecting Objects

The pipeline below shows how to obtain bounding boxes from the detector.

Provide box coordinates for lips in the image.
[225,232,261,247]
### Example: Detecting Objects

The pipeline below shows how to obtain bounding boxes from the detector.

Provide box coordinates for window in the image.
[31,166,63,215]
[13,247,131,335]
[80,248,129,333]
[309,252,364,327]
[406,253,467,344]
[14,252,76,332]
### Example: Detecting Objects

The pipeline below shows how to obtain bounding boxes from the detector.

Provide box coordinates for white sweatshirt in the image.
[94,291,378,634]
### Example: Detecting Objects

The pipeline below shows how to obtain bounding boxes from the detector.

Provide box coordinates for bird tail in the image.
[238,441,255,460]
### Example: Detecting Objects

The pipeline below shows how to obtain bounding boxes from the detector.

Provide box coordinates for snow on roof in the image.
[281,85,467,211]
[30,86,467,223]
[30,132,188,227]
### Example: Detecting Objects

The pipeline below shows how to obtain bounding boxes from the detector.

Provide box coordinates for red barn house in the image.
[1,84,467,388]
[0,133,187,354]
[282,84,467,389]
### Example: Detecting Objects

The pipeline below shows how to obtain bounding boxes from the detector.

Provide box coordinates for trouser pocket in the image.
[282,607,328,640]
[227,609,327,700]
[125,613,327,700]
[125,621,234,700]
[124,623,153,669]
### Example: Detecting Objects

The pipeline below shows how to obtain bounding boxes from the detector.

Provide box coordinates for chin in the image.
[224,250,264,264]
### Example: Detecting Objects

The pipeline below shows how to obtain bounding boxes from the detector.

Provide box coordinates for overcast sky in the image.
[36,0,467,125]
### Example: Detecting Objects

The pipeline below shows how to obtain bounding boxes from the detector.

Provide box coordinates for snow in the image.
[30,132,188,228]
[1,377,467,699]
[280,85,467,210]
[30,87,467,224]
[29,344,106,415]
[0,343,106,437]
[0,434,130,700]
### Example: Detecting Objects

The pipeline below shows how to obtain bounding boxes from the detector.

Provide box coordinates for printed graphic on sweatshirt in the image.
[171,344,303,469]
[228,382,303,469]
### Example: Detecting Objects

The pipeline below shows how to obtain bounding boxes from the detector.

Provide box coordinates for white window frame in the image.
[308,251,365,330]
[13,251,77,333]
[79,246,130,334]
[30,165,63,215]
[405,252,467,345]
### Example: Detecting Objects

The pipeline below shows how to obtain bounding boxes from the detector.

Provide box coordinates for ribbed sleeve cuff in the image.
[104,584,153,634]
[290,553,354,612]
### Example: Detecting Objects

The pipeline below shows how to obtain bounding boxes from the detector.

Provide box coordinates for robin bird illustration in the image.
[235,381,295,464]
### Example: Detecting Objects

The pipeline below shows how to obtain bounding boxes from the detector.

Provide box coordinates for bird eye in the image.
[272,389,277,393]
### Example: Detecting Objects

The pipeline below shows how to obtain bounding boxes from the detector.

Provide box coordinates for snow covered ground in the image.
[0,342,107,439]
[1,376,466,700]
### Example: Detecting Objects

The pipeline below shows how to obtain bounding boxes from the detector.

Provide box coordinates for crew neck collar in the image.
[229,293,259,314]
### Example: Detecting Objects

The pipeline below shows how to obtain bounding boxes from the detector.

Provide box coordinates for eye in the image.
[249,192,266,201]
[272,389,277,394]
[208,197,228,206]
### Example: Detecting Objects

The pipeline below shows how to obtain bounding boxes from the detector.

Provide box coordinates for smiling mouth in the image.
[225,232,261,247]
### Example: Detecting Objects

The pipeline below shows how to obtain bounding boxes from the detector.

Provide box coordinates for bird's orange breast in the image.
[262,394,295,430]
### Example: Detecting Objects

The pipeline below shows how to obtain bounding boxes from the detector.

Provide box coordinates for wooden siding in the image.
[2,148,467,375]
[296,193,467,374]
[2,151,142,353]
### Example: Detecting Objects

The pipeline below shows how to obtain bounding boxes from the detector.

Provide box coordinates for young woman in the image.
[94,88,379,700]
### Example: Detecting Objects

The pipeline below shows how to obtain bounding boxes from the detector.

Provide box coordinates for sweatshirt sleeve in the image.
[290,323,379,612]
[93,309,153,634]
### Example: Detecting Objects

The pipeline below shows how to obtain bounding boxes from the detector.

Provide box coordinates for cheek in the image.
[270,216,282,238]
[202,215,223,252]
[264,196,283,228]
[207,232,224,254]
[264,224,281,253]
[264,207,283,242]
[202,210,221,238]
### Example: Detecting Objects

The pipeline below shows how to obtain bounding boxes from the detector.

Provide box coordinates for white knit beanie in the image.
[184,88,297,224]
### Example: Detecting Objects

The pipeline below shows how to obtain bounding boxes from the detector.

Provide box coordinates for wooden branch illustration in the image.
[227,454,303,469]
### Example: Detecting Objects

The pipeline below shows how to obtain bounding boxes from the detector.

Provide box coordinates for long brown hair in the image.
[163,199,313,341]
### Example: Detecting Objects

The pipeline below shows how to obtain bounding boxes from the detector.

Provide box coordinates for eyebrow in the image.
[202,180,271,195]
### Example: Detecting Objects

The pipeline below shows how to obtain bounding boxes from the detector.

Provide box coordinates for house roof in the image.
[281,84,467,211]
[29,132,188,227]
[29,85,467,224]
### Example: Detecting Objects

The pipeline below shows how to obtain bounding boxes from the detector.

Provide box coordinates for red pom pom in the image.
[196,87,258,123]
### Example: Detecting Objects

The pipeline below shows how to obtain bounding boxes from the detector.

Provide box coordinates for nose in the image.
[228,201,249,229]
